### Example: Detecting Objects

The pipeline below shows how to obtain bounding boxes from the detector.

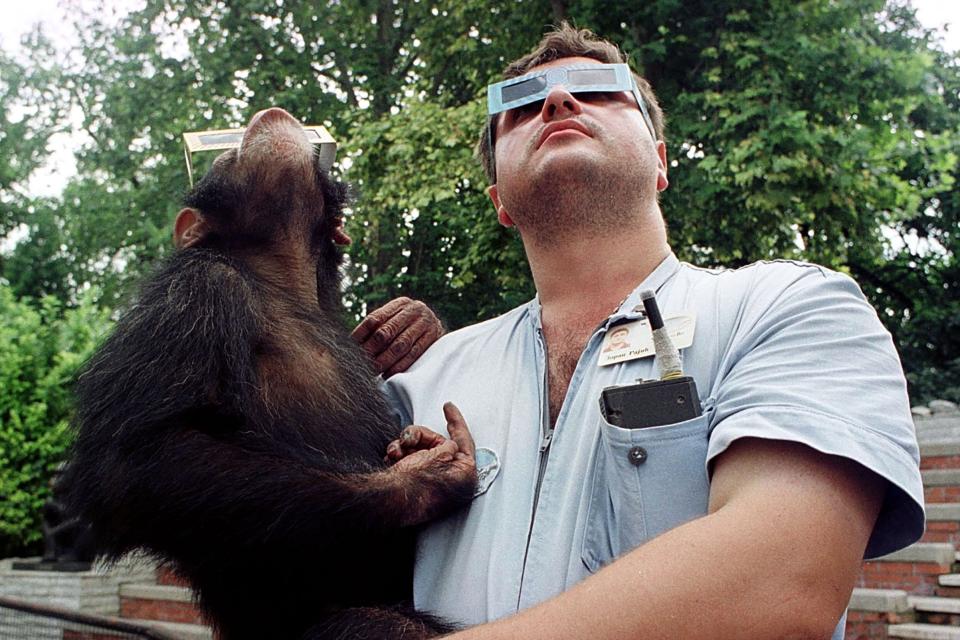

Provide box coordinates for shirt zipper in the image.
[516,327,554,609]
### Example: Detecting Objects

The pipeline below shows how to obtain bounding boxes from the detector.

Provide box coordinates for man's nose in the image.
[541,86,583,121]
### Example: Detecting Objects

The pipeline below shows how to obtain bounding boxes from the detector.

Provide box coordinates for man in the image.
[375,23,924,639]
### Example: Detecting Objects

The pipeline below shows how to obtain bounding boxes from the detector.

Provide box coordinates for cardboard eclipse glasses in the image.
[181,125,337,186]
[486,63,657,162]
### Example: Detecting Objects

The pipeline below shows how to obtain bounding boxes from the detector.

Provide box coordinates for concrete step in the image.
[119,583,203,625]
[927,504,960,521]
[909,595,960,615]
[921,505,960,545]
[940,575,960,587]
[922,470,960,485]
[860,543,956,594]
[936,574,960,598]
[920,442,960,457]
[888,623,960,639]
[923,470,960,503]
[139,619,213,640]
[876,543,956,565]
[849,588,911,613]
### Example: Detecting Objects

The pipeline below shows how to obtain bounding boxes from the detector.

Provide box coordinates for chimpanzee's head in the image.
[173,108,350,257]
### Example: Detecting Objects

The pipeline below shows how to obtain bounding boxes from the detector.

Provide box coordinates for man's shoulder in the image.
[678,258,863,306]
[680,257,842,285]
[411,302,533,369]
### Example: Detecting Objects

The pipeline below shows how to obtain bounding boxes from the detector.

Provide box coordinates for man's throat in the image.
[543,321,596,427]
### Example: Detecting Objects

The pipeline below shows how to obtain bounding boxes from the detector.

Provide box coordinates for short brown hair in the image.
[478,23,665,184]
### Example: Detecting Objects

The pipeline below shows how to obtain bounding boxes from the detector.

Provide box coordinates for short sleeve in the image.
[705,263,924,558]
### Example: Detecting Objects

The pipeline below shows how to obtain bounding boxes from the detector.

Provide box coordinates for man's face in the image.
[487,57,668,242]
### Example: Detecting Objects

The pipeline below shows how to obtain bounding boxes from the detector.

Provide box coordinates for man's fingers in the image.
[350,297,410,344]
[443,402,476,460]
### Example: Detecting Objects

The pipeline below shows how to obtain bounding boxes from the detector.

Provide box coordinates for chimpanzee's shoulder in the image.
[135,249,257,313]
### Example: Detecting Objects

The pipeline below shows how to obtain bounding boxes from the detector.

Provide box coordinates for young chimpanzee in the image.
[60,108,476,640]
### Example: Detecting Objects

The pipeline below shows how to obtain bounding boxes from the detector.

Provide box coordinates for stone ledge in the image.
[941,574,960,587]
[120,584,193,603]
[909,595,960,614]
[921,442,960,457]
[888,623,960,639]
[849,588,911,613]
[923,470,960,486]
[877,543,956,565]
[927,504,960,521]
[141,619,212,640]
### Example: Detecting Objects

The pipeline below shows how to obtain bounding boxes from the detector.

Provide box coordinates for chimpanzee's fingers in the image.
[443,402,476,460]
[399,425,448,452]
[359,304,423,369]
[385,441,400,463]
[350,297,409,346]
[383,319,443,379]
[377,321,430,377]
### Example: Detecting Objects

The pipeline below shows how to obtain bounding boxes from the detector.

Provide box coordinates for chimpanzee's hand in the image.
[386,402,477,526]
[351,297,444,378]
[384,423,449,464]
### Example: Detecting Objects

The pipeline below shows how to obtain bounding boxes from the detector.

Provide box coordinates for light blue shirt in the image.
[384,253,924,638]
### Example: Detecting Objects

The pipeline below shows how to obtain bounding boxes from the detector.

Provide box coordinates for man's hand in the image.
[352,297,444,378]
[384,402,477,526]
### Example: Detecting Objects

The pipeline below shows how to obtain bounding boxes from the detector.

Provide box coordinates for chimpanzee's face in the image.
[183,108,346,254]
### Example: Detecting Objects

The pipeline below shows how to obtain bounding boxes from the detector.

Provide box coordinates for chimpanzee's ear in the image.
[174,208,207,248]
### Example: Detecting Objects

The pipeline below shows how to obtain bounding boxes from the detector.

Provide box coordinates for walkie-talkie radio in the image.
[599,290,701,429]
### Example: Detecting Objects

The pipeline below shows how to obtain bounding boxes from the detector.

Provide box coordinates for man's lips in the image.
[537,121,592,148]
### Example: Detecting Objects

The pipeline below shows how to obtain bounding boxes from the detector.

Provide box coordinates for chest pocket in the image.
[581,402,713,573]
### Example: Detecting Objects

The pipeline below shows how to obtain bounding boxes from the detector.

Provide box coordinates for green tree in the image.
[4,0,957,396]
[0,34,63,235]
[0,285,111,556]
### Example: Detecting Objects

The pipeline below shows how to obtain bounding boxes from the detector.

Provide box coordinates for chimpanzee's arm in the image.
[68,252,474,563]
[106,413,475,560]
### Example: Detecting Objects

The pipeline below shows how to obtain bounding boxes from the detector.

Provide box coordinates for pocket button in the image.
[628,446,647,466]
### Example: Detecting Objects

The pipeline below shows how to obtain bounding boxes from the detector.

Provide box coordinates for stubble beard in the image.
[503,139,659,247]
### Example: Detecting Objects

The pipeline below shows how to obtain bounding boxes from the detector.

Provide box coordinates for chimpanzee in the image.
[60,107,476,640]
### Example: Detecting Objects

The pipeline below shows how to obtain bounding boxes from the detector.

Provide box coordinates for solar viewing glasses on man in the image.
[486,62,657,145]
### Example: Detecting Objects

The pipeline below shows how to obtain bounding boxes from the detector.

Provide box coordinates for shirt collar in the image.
[525,252,681,332]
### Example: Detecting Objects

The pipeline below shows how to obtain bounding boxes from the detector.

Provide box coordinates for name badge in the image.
[598,314,696,367]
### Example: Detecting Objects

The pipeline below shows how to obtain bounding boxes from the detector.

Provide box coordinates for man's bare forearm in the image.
[445,439,884,640]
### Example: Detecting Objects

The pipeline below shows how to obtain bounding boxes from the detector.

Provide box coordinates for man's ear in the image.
[656,141,669,192]
[487,184,515,228]
[173,208,206,248]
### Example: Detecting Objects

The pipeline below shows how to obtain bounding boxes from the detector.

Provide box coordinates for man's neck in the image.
[525,224,670,331]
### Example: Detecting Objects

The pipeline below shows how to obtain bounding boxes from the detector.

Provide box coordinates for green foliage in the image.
[0,286,112,556]
[1,1,959,554]
[345,98,533,326]
[0,32,64,238]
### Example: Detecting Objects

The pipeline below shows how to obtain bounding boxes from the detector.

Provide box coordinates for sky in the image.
[1,0,959,199]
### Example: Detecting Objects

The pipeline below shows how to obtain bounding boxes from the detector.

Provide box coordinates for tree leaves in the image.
[1,0,958,406]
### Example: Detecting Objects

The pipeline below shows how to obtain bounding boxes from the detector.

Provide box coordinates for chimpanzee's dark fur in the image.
[60,127,470,639]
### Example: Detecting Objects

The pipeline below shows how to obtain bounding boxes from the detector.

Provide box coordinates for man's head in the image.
[481,24,669,246]
[478,23,665,184]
